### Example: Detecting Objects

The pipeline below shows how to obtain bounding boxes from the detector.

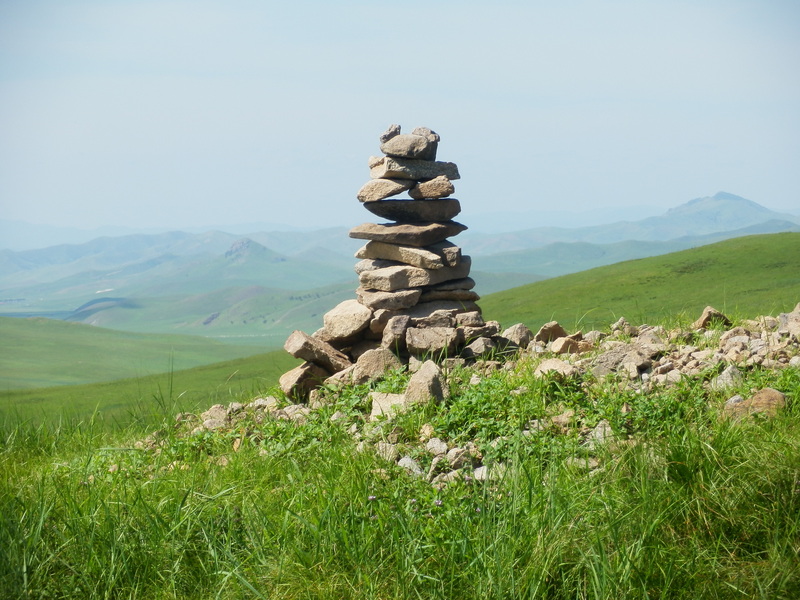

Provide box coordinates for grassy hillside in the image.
[0,317,270,389]
[481,233,800,331]
[2,318,798,598]
[0,349,299,424]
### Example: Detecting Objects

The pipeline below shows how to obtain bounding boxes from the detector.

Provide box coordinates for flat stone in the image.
[356,178,414,202]
[358,257,471,292]
[362,198,461,223]
[356,287,422,310]
[370,301,480,334]
[354,258,401,274]
[409,175,455,200]
[284,330,353,373]
[418,288,480,303]
[355,240,461,269]
[406,360,449,403]
[368,155,460,181]
[349,221,467,247]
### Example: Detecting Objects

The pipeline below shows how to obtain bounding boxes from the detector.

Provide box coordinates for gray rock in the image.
[356,287,422,311]
[349,221,467,247]
[710,365,743,390]
[368,155,460,181]
[353,348,404,384]
[380,131,438,160]
[356,178,414,202]
[501,323,533,348]
[398,456,425,477]
[369,392,408,420]
[379,124,401,143]
[692,306,732,329]
[408,175,455,199]
[318,299,373,342]
[279,362,330,400]
[355,240,459,270]
[418,288,479,303]
[362,198,461,223]
[284,330,353,373]
[446,447,471,469]
[406,326,463,357]
[405,360,449,403]
[375,441,400,463]
[381,315,411,353]
[201,404,227,423]
[426,437,449,456]
[534,358,578,378]
[723,387,787,419]
[535,321,568,343]
[358,257,471,292]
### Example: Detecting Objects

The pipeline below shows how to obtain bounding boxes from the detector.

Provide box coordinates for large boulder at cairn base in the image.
[349,221,467,247]
[362,198,461,223]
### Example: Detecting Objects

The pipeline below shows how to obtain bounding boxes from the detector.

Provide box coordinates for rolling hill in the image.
[1,192,797,345]
[480,232,800,331]
[0,317,267,389]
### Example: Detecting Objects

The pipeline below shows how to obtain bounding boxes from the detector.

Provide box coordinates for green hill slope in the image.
[0,317,268,389]
[0,349,299,424]
[480,232,800,330]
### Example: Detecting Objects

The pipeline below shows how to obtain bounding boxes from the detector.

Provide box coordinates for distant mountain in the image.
[462,192,800,255]
[2,191,798,348]
[475,219,800,277]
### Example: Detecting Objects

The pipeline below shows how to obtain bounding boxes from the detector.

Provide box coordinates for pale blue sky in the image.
[1,0,798,233]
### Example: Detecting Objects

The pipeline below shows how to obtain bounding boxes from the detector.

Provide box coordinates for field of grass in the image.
[0,349,299,426]
[1,327,798,599]
[0,316,274,389]
[480,232,800,331]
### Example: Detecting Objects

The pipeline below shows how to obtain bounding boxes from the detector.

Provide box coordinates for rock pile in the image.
[279,125,504,400]
[162,303,799,488]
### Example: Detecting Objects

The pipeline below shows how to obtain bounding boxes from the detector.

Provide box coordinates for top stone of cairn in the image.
[379,124,440,161]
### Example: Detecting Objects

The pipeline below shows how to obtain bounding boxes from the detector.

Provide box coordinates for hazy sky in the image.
[1,0,798,233]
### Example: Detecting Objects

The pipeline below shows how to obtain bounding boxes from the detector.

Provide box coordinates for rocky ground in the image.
[138,303,800,487]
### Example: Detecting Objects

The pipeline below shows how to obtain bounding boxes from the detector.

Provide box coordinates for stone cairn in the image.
[279,125,504,401]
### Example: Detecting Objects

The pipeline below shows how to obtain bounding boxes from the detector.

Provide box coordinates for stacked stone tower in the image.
[280,125,500,400]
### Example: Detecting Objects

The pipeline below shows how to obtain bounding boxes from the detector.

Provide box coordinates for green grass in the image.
[0,316,275,389]
[480,232,800,331]
[0,350,299,426]
[1,333,798,599]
